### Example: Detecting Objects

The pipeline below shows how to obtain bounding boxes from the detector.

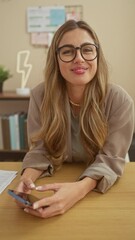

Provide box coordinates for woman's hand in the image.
[24,177,97,218]
[15,178,35,193]
[14,168,43,208]
[15,167,43,193]
[14,178,35,208]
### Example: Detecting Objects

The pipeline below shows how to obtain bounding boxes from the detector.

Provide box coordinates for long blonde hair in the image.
[32,20,108,169]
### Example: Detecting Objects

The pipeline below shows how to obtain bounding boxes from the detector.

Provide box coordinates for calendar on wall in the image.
[27,5,83,47]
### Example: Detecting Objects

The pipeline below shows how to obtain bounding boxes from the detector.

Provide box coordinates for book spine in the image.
[0,116,4,149]
[19,113,25,149]
[9,115,16,150]
[24,117,29,149]
[1,115,11,150]
[14,113,20,150]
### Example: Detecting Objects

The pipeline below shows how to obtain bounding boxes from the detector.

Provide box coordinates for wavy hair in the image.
[31,20,108,169]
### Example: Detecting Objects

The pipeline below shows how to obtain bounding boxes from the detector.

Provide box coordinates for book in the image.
[24,117,29,149]
[19,112,27,149]
[9,114,16,150]
[9,113,20,150]
[1,115,11,150]
[0,116,4,149]
[14,113,20,150]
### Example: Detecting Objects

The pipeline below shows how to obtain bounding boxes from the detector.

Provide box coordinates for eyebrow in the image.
[58,42,96,49]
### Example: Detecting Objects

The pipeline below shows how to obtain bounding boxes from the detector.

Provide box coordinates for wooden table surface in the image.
[0,162,135,240]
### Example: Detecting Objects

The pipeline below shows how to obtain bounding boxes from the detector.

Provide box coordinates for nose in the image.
[73,48,84,63]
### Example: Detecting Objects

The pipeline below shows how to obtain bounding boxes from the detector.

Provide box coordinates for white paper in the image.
[27,6,65,33]
[31,32,54,46]
[0,170,18,194]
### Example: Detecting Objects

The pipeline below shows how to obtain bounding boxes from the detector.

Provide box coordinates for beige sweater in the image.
[22,82,134,193]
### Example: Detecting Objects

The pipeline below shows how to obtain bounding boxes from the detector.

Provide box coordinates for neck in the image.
[66,84,85,107]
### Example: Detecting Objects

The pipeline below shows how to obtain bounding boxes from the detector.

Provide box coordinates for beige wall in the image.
[0,0,135,114]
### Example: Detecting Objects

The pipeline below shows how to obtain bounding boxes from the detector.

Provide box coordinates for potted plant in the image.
[0,65,12,93]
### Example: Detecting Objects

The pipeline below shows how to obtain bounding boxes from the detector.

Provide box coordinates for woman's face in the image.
[57,28,98,89]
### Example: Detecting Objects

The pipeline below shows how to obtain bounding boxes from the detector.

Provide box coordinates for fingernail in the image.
[30,183,35,189]
[33,202,38,209]
[35,186,42,190]
[24,208,29,213]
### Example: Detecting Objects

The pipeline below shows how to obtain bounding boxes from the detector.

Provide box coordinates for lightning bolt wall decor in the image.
[16,50,32,88]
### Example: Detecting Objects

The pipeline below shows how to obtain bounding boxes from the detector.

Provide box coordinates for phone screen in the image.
[8,189,38,207]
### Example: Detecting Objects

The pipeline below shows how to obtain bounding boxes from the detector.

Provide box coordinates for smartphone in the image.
[8,189,39,207]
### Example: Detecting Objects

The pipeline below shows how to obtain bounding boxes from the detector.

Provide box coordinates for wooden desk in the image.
[0,162,135,240]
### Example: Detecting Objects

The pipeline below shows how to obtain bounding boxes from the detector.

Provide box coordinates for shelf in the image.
[0,91,30,100]
[0,93,29,161]
[0,150,27,161]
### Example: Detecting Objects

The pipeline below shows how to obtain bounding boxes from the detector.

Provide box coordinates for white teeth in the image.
[73,68,85,73]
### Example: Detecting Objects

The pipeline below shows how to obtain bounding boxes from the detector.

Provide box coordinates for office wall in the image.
[0,0,135,107]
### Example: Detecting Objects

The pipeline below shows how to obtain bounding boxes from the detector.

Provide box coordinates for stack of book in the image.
[0,112,28,150]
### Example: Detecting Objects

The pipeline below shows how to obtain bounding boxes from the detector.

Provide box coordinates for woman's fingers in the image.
[24,203,64,218]
[24,179,36,190]
[35,183,62,192]
[32,194,57,209]
[23,181,87,219]
[24,207,52,218]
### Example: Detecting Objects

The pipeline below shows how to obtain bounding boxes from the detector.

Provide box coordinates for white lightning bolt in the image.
[16,50,32,88]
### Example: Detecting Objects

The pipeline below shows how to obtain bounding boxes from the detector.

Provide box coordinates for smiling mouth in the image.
[72,67,88,74]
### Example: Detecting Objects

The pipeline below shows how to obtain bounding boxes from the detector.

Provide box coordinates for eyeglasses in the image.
[56,43,98,63]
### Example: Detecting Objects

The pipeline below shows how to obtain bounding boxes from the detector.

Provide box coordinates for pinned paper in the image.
[27,6,65,33]
[31,32,54,46]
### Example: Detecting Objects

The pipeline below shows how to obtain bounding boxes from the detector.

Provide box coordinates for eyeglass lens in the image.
[58,44,97,62]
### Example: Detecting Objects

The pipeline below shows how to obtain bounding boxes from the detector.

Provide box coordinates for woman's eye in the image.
[83,47,93,53]
[61,48,74,55]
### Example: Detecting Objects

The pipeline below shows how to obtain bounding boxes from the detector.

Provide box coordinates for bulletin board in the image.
[27,5,83,47]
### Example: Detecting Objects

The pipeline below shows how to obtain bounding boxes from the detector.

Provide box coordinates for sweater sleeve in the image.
[22,84,54,177]
[78,85,134,193]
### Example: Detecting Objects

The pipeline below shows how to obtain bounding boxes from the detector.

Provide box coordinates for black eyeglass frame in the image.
[56,43,99,63]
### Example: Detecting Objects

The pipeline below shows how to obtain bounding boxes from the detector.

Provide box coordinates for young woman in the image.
[15,20,134,218]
